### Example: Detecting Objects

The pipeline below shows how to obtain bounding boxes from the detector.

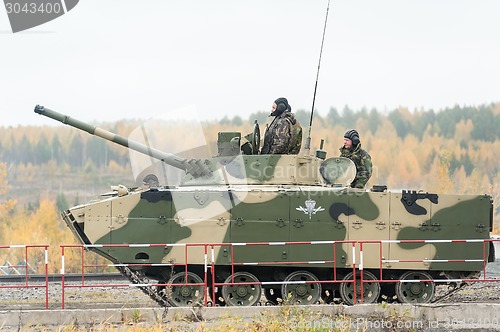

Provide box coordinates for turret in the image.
[34,105,213,178]
[34,105,356,187]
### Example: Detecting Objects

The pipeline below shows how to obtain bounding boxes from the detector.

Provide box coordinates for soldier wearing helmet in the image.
[339,129,372,188]
[261,97,302,155]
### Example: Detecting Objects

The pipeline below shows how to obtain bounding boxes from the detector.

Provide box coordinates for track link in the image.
[432,281,472,303]
[116,266,171,307]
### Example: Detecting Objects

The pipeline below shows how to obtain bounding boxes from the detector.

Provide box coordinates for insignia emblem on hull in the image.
[296,199,325,219]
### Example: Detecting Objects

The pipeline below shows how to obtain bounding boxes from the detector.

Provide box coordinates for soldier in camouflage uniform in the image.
[261,97,302,154]
[339,129,372,188]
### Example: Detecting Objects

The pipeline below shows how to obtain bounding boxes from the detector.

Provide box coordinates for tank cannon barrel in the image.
[34,105,212,178]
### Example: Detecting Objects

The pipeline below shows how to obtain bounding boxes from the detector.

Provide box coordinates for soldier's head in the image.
[343,129,360,149]
[271,97,291,116]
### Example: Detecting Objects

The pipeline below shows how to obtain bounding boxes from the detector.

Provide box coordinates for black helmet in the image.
[272,97,291,116]
[344,129,360,146]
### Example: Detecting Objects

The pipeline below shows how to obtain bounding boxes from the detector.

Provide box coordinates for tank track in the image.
[115,265,479,306]
[432,271,482,303]
[116,265,171,307]
[431,282,469,303]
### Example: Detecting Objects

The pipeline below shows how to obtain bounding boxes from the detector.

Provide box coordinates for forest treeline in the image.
[1,103,499,272]
[1,104,499,168]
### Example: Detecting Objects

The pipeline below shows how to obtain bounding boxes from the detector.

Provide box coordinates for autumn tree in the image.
[0,162,17,242]
[0,195,112,274]
[426,151,455,194]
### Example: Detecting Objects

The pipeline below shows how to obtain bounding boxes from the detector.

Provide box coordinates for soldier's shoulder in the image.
[283,111,300,125]
[360,148,371,159]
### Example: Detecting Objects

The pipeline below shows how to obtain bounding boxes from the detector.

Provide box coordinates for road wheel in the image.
[339,271,380,305]
[396,271,435,304]
[222,272,262,306]
[166,272,204,307]
[281,270,321,305]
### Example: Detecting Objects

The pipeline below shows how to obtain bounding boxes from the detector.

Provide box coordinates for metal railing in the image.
[0,244,49,309]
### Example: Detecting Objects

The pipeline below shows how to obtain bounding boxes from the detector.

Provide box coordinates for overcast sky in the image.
[1,0,499,127]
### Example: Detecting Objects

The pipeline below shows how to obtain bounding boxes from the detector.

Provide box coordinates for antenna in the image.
[304,0,331,152]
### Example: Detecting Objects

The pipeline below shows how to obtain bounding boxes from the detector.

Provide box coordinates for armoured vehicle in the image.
[35,105,495,306]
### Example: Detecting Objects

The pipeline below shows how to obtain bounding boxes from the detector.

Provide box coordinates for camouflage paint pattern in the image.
[65,156,493,273]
